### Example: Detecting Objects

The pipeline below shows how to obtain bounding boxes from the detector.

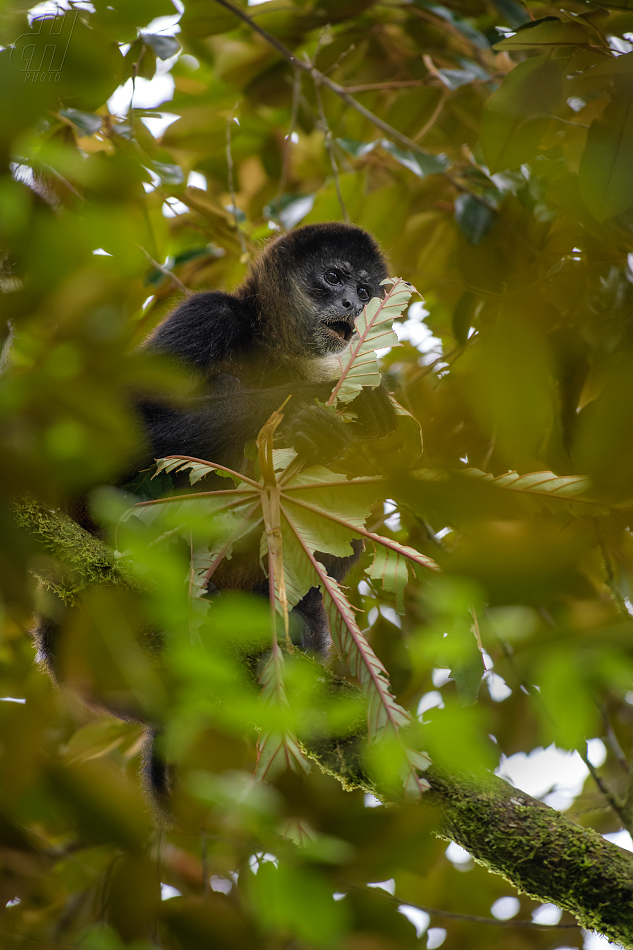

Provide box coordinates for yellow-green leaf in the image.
[480,57,562,173]
[578,89,633,221]
[494,16,593,49]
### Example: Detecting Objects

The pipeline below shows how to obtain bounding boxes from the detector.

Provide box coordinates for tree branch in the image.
[211,0,495,210]
[15,498,633,948]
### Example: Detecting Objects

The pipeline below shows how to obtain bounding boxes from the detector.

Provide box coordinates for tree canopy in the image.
[3,0,633,948]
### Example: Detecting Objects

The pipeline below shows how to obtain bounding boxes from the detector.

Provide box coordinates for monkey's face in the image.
[307,260,383,357]
[254,223,388,375]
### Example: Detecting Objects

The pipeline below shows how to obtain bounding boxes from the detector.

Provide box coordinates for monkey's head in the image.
[242,223,388,372]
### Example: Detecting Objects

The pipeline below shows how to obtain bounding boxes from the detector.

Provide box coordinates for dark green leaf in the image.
[142,33,181,60]
[152,161,185,185]
[381,140,449,176]
[336,138,378,158]
[578,88,633,220]
[414,1,490,47]
[452,290,478,344]
[59,108,103,135]
[494,16,593,48]
[480,56,562,172]
[180,0,242,36]
[490,0,530,29]
[454,194,496,244]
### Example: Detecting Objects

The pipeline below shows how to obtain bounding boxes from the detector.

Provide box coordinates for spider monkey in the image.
[34,223,398,806]
[135,220,396,637]
[138,222,395,473]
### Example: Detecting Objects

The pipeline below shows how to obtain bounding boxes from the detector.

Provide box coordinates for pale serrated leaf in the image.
[368,545,410,614]
[327,278,416,406]
[255,651,310,779]
[255,731,310,779]
[463,468,591,497]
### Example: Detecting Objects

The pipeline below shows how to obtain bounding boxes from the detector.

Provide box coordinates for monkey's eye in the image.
[358,286,370,301]
[324,269,342,285]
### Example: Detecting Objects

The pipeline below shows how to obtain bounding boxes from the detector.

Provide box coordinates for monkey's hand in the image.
[286,405,352,465]
[349,385,397,439]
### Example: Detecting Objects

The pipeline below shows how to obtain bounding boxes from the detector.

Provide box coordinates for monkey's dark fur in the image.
[32,222,397,808]
[138,222,394,472]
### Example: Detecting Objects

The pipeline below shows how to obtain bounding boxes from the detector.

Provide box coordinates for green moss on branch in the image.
[15,499,633,948]
[14,496,145,605]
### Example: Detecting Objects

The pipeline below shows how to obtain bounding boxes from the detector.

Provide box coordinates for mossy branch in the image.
[15,498,633,948]
[14,496,146,605]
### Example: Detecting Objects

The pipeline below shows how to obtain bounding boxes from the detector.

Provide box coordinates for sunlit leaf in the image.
[328,278,415,405]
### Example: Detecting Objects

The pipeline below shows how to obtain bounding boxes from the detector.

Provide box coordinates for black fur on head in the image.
[238,223,388,359]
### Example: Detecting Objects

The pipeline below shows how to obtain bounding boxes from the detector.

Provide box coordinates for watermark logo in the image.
[9,9,77,83]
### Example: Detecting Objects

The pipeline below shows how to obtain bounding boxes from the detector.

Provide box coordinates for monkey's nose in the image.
[341,298,352,309]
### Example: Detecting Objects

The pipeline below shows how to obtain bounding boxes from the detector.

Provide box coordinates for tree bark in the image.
[15,498,633,949]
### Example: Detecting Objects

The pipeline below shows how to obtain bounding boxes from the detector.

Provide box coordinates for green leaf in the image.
[381,140,449,177]
[435,62,490,90]
[414,1,490,48]
[336,138,378,158]
[141,33,180,60]
[454,194,496,245]
[328,278,413,405]
[462,468,592,498]
[494,17,593,49]
[480,56,562,173]
[247,862,348,948]
[490,0,530,29]
[256,653,310,780]
[180,0,242,36]
[59,108,103,135]
[152,161,185,185]
[368,544,409,614]
[452,290,478,344]
[579,89,633,221]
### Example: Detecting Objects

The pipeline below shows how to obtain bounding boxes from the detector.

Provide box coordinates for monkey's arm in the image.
[138,381,351,468]
[144,292,253,371]
[139,381,398,469]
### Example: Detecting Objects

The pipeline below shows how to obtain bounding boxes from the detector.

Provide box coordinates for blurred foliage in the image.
[3,0,633,947]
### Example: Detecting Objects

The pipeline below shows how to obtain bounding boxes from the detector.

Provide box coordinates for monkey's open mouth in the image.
[324,320,355,342]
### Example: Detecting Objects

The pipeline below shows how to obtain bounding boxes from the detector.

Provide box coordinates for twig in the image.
[339,879,579,929]
[579,749,633,836]
[482,425,496,470]
[201,832,210,896]
[404,344,463,387]
[344,79,430,92]
[470,606,486,671]
[127,42,146,123]
[407,3,486,61]
[210,0,496,210]
[310,56,349,223]
[414,88,449,142]
[138,246,192,296]
[595,522,630,619]
[323,42,356,76]
[275,67,302,211]
[600,705,629,773]
[226,106,248,257]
